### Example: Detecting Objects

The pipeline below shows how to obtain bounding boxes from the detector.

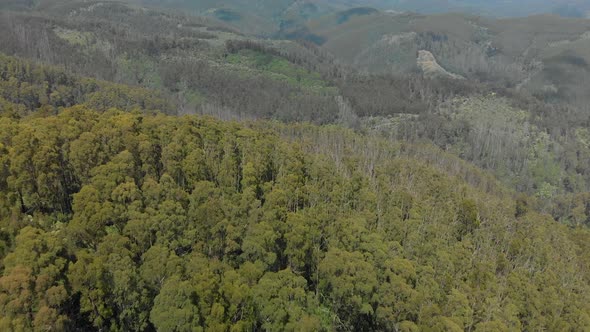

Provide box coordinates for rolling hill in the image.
[2,1,590,331]
[1,59,590,330]
[6,1,590,217]
[338,0,590,18]
[0,0,353,123]
[295,10,590,107]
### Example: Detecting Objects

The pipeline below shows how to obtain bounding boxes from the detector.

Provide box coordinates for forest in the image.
[0,51,589,331]
[2,1,590,331]
[2,101,590,332]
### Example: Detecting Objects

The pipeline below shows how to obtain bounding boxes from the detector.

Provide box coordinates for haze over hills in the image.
[3,1,590,331]
[5,0,590,35]
[115,0,590,36]
[5,0,590,230]
[363,0,590,18]
[5,0,590,224]
[294,10,590,106]
[124,0,590,19]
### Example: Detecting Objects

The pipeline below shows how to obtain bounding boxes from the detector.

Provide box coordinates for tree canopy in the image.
[0,106,589,331]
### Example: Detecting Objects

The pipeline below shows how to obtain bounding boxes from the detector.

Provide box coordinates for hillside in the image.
[296,11,590,108]
[6,0,589,36]
[39,0,346,36]
[338,0,590,18]
[0,53,173,116]
[0,1,350,123]
[0,1,474,124]
[5,2,590,222]
[10,1,590,113]
[6,1,590,220]
[273,10,590,217]
[2,1,590,331]
[2,91,590,331]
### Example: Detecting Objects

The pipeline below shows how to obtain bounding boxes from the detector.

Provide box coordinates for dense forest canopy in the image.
[2,0,590,331]
[2,105,590,331]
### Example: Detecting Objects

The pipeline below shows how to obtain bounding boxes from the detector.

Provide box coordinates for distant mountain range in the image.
[287,8,590,108]
[127,0,590,19]
[335,0,590,18]
[3,0,588,36]
[127,0,590,36]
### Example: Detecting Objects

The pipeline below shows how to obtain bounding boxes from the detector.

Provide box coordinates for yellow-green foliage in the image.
[0,107,589,331]
[0,53,173,115]
[226,49,334,91]
[53,27,114,56]
[53,27,93,47]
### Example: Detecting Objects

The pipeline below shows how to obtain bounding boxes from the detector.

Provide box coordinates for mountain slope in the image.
[351,0,590,18]
[1,92,590,330]
[1,2,590,331]
[298,11,590,106]
[0,1,473,124]
[6,2,590,219]
[0,1,349,123]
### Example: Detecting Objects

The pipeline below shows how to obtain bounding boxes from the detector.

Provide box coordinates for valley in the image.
[2,1,590,331]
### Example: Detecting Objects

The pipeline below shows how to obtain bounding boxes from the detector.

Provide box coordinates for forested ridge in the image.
[0,57,590,329]
[1,106,590,331]
[0,6,468,123]
[2,1,590,331]
[0,53,173,116]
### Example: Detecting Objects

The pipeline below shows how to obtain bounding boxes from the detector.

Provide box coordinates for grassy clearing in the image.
[53,27,92,46]
[226,49,333,91]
